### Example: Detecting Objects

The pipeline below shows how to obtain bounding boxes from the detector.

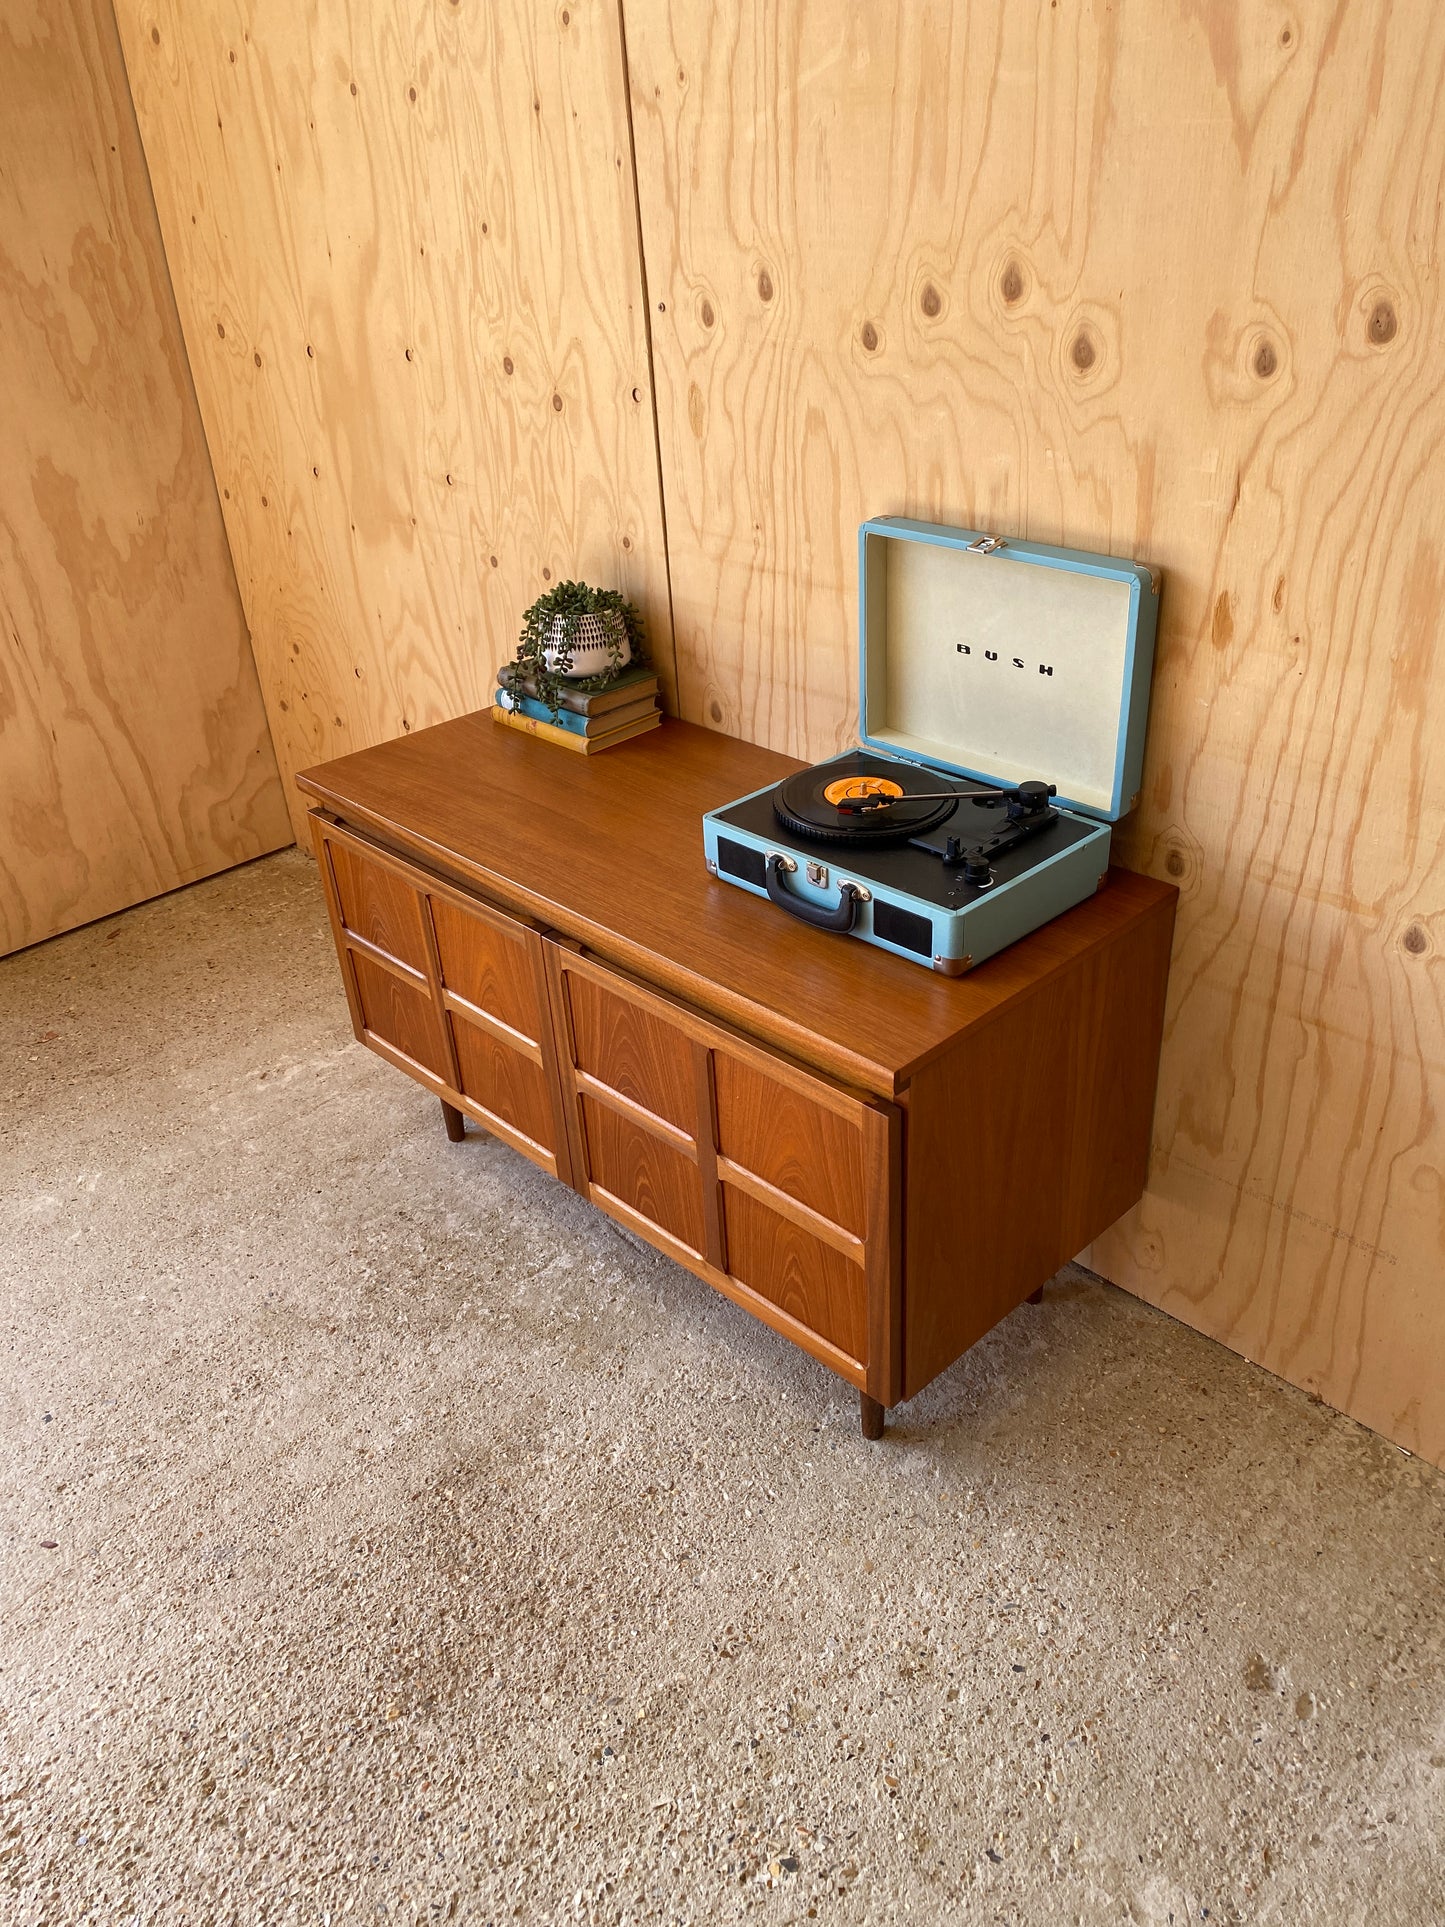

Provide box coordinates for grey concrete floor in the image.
[2,849,1443,1927]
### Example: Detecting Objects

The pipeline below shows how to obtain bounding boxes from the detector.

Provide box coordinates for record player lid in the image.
[857,517,1159,822]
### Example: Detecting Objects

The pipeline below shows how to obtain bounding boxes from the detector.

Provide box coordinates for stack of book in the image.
[491,662,662,754]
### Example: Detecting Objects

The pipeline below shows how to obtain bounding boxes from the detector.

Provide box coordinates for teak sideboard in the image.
[297,713,1176,1437]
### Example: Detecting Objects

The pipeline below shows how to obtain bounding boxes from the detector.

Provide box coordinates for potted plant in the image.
[512,580,645,718]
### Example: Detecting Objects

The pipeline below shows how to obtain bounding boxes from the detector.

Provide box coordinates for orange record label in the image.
[822,774,905,807]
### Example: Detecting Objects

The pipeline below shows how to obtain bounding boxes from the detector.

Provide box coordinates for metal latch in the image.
[966,535,1006,554]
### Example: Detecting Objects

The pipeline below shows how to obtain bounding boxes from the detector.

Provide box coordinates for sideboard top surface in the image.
[297,711,1175,1096]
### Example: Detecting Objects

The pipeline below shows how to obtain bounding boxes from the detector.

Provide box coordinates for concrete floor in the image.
[2,850,1443,1927]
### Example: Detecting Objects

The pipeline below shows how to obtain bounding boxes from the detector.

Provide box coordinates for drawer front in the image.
[327,836,433,976]
[722,1187,868,1364]
[544,943,900,1398]
[566,970,698,1134]
[431,894,542,1041]
[579,1094,708,1253]
[310,813,572,1182]
[349,950,450,1084]
[712,1053,867,1238]
[451,1013,559,1153]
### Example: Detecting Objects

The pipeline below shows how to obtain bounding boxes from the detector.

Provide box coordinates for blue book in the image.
[494,687,657,737]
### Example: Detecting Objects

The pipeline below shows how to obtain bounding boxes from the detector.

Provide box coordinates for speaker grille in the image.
[716,836,766,888]
[872,899,932,957]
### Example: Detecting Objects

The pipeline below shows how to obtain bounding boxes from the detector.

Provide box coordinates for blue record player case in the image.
[702,517,1160,973]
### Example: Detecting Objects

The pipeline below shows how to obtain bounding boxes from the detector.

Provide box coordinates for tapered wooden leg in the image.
[1026,1286,1044,1305]
[440,1098,466,1143]
[860,1392,886,1440]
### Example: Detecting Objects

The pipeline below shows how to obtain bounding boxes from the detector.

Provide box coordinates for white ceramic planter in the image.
[543,610,633,681]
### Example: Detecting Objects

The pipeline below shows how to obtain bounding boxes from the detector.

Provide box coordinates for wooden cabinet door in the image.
[311,813,572,1182]
[544,943,901,1401]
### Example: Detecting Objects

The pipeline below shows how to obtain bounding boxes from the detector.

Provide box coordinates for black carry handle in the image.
[765,854,862,933]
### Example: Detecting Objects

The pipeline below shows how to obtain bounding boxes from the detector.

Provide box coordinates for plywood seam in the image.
[104,0,260,683]
[614,0,679,709]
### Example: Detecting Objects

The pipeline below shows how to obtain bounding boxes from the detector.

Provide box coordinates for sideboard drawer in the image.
[712,1053,868,1238]
[348,948,450,1085]
[722,1187,868,1365]
[450,1012,560,1158]
[565,967,699,1136]
[310,813,573,1183]
[544,943,900,1400]
[579,1092,709,1253]
[326,834,434,977]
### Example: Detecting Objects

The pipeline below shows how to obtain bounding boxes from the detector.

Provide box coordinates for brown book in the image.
[497,661,659,716]
[490,705,663,755]
[495,689,659,736]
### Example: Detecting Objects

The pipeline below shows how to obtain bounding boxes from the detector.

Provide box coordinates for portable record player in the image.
[702,516,1159,972]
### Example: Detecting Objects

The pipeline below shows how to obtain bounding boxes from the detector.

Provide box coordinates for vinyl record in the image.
[773,753,961,845]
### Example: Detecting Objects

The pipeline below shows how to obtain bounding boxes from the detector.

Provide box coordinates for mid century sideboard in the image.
[297,713,1176,1437]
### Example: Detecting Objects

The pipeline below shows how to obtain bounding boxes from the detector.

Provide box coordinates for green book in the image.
[496,660,659,716]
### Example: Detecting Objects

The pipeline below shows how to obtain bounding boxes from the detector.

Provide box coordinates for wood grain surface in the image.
[902,883,1176,1399]
[298,712,1176,1098]
[623,1,1445,1460]
[542,932,895,1388]
[721,1187,866,1366]
[713,1052,866,1237]
[0,0,289,956]
[112,0,675,842]
[312,812,573,1179]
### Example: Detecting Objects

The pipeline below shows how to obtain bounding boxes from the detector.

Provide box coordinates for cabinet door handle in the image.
[765,854,862,933]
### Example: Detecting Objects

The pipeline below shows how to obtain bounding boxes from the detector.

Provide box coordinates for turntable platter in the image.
[774,753,964,845]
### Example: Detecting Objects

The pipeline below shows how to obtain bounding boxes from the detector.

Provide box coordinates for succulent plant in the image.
[512,580,646,718]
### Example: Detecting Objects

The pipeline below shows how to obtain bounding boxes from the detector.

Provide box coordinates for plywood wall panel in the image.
[624,2,1445,1461]
[113,0,675,841]
[0,0,290,956]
